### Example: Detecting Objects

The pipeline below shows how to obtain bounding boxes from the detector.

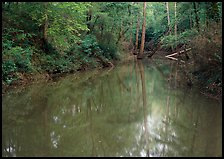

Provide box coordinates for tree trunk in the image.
[166,2,171,34]
[166,2,173,51]
[138,2,147,59]
[100,24,104,39]
[135,13,140,51]
[174,2,177,39]
[174,2,177,51]
[130,18,133,50]
[193,2,200,31]
[129,5,133,51]
[86,9,92,34]
[43,2,48,43]
[43,15,48,43]
[189,9,193,29]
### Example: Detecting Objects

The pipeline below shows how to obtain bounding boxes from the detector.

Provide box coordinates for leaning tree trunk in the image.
[138,2,147,59]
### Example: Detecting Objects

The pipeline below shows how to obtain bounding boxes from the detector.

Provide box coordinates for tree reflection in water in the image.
[2,59,222,157]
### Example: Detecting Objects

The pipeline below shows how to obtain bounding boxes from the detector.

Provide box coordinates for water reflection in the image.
[2,58,222,157]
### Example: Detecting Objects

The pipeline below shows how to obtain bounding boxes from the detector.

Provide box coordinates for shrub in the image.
[190,23,222,90]
[161,29,198,49]
[98,41,118,60]
[2,46,33,84]
[80,34,102,57]
[2,60,18,84]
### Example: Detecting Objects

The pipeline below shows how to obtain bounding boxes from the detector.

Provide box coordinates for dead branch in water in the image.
[165,48,191,62]
[166,56,185,63]
[165,48,191,58]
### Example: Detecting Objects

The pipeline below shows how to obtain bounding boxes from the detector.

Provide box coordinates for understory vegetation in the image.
[2,2,222,98]
[2,2,131,86]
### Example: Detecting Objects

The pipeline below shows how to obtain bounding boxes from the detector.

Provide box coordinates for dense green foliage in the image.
[2,2,222,97]
[2,2,135,85]
[138,2,222,96]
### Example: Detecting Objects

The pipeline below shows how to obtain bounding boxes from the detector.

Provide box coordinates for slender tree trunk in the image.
[189,10,193,29]
[174,2,177,39]
[130,18,133,51]
[43,15,48,42]
[166,2,173,51]
[86,9,92,34]
[135,13,140,51]
[166,2,171,34]
[193,2,200,31]
[129,5,133,51]
[100,24,104,38]
[43,2,48,43]
[138,2,147,59]
[174,2,177,51]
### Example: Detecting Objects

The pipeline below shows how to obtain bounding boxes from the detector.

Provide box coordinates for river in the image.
[2,57,222,157]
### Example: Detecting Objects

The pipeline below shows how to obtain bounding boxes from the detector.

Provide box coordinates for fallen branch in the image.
[165,48,191,58]
[166,56,185,63]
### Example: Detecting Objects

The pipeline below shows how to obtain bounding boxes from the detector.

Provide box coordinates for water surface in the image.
[2,58,222,157]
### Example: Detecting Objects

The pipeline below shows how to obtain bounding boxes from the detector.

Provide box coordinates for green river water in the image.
[2,58,222,157]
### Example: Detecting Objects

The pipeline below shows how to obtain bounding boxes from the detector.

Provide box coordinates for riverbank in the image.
[2,50,221,102]
[2,52,134,94]
[3,52,220,104]
[148,50,222,101]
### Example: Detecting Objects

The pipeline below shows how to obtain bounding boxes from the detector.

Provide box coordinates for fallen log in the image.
[165,48,191,58]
